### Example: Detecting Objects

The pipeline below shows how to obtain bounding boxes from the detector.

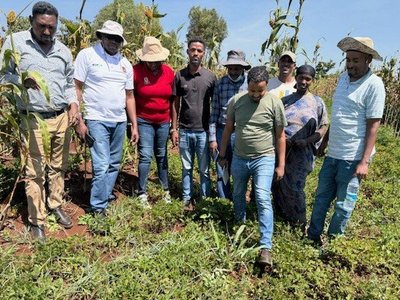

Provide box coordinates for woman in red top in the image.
[134,37,175,206]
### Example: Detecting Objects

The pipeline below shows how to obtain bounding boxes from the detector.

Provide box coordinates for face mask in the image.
[228,74,244,83]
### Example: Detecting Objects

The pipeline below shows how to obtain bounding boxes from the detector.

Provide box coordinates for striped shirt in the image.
[209,74,247,141]
[0,30,76,112]
[328,70,385,160]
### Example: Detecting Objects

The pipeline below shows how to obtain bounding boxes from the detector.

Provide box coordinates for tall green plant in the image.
[378,57,400,136]
[261,0,305,75]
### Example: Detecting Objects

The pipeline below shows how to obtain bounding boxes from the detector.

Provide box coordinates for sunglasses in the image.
[103,34,123,44]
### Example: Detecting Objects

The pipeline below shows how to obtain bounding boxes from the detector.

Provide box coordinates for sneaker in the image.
[138,194,150,208]
[162,191,172,204]
[258,249,273,266]
[183,200,194,212]
[306,235,323,247]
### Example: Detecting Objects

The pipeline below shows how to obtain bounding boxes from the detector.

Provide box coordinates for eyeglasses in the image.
[103,34,123,44]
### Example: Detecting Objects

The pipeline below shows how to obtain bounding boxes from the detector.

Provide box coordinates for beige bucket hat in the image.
[96,20,127,46]
[136,36,170,62]
[337,36,383,61]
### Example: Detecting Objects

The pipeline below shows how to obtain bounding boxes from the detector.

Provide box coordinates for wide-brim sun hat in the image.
[96,20,127,46]
[337,36,383,61]
[221,50,251,70]
[136,36,170,62]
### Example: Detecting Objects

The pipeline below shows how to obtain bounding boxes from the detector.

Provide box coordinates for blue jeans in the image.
[137,118,169,194]
[308,157,361,239]
[231,154,275,249]
[86,120,127,212]
[179,129,210,201]
[215,126,235,200]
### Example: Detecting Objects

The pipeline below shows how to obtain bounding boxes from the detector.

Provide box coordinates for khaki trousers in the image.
[23,112,71,226]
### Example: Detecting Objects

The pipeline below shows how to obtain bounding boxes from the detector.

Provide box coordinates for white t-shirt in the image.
[328,71,385,160]
[74,43,134,122]
[267,77,296,99]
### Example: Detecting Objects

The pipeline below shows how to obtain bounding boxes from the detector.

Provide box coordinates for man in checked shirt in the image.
[209,50,251,200]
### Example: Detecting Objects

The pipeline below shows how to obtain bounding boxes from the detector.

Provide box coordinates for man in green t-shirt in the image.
[219,66,287,266]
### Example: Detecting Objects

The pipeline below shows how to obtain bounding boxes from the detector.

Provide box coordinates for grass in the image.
[0,125,399,299]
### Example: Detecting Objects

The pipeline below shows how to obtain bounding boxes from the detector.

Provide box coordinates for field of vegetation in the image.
[0,121,399,299]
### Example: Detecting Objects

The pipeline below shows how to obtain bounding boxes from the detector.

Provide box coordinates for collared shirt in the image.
[173,66,216,131]
[74,43,134,122]
[227,91,287,159]
[328,70,385,160]
[133,62,175,124]
[209,74,248,141]
[0,30,76,112]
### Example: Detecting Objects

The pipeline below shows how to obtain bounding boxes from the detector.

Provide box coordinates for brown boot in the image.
[258,249,272,266]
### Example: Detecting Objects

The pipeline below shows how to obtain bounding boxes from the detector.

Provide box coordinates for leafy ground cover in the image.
[0,125,399,299]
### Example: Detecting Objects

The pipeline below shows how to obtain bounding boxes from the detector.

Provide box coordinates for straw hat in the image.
[337,37,382,61]
[96,20,127,46]
[136,36,170,62]
[221,50,251,70]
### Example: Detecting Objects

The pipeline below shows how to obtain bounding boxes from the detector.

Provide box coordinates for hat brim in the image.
[135,48,170,62]
[337,37,382,61]
[222,59,251,70]
[96,30,127,46]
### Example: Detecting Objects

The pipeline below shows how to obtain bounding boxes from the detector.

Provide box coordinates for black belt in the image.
[20,109,65,119]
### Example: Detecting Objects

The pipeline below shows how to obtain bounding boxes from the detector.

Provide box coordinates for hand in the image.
[294,139,308,148]
[170,131,179,148]
[68,103,81,127]
[23,78,40,90]
[130,125,139,144]
[74,122,88,140]
[275,165,284,181]
[209,141,218,152]
[355,161,369,180]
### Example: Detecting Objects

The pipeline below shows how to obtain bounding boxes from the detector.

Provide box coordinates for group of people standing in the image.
[0,2,385,267]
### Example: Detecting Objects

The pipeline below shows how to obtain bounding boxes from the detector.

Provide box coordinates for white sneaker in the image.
[162,191,172,204]
[138,194,150,208]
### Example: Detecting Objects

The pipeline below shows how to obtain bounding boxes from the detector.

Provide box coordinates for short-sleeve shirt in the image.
[267,77,296,99]
[133,63,175,124]
[74,43,133,122]
[227,91,287,159]
[173,66,216,131]
[328,70,385,160]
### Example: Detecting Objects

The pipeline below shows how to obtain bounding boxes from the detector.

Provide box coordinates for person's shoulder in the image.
[161,63,175,77]
[200,67,217,78]
[234,91,249,103]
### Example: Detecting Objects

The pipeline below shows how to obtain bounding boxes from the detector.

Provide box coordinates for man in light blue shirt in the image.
[308,37,385,244]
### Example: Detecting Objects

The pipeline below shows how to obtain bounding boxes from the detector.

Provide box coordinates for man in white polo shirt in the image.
[307,37,385,244]
[71,20,138,215]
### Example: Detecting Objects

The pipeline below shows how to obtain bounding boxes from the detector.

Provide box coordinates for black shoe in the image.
[52,207,73,229]
[29,224,46,241]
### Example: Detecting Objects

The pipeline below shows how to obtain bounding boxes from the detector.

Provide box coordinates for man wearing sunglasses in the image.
[72,20,138,215]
